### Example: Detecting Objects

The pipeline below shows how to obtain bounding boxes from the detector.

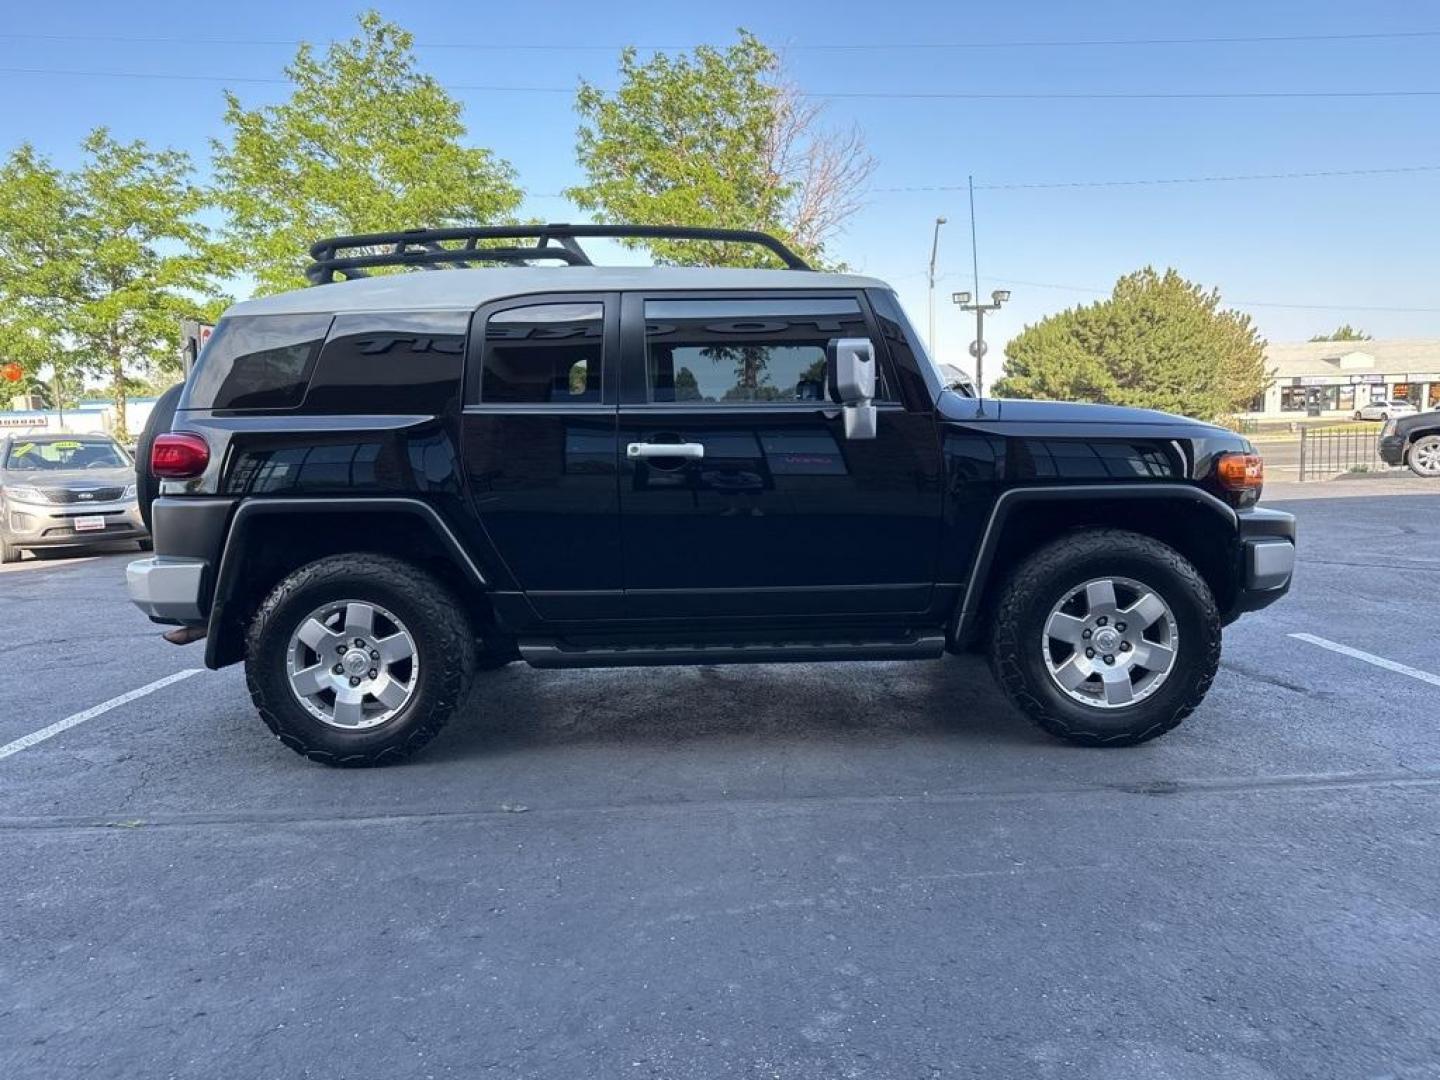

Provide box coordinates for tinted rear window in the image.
[184,314,332,410]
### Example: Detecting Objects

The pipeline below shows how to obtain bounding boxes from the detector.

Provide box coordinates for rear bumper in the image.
[1228,506,1296,618]
[127,556,209,624]
[1378,435,1405,466]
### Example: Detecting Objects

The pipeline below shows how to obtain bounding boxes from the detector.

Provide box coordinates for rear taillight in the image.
[1215,451,1264,492]
[151,433,210,479]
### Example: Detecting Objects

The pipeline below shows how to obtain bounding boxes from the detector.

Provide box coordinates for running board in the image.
[518,633,947,670]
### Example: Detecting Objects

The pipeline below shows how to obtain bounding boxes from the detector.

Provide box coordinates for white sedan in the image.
[1354,400,1419,421]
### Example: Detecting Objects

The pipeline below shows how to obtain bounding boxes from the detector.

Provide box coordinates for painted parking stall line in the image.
[1288,633,1440,690]
[0,669,203,762]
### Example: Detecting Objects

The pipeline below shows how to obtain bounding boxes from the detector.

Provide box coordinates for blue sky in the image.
[3,0,1438,378]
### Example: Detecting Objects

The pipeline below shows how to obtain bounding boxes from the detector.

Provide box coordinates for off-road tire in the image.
[135,382,184,533]
[245,554,476,766]
[989,529,1221,747]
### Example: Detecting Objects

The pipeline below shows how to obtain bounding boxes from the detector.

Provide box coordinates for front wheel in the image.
[245,554,477,766]
[989,529,1221,746]
[1407,435,1440,478]
[0,531,19,564]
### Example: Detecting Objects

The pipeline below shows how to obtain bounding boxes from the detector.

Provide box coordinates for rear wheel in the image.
[989,529,1221,746]
[1407,435,1440,478]
[245,554,476,766]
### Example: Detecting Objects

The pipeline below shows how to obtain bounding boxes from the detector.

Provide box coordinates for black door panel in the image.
[459,294,623,621]
[617,291,945,619]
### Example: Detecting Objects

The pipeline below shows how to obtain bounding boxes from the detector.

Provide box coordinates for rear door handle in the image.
[627,442,705,460]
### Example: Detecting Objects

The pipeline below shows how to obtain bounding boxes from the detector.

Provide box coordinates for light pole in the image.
[927,216,947,356]
[951,288,1011,402]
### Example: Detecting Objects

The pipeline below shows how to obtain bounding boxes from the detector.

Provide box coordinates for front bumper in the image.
[126,556,209,624]
[4,497,147,548]
[1378,435,1405,466]
[1229,506,1297,618]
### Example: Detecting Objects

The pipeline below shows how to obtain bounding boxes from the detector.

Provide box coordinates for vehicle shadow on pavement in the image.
[423,653,1043,762]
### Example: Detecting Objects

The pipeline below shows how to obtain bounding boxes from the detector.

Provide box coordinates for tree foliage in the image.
[567,31,874,268]
[0,131,224,440]
[1309,324,1371,342]
[212,11,523,294]
[994,268,1270,421]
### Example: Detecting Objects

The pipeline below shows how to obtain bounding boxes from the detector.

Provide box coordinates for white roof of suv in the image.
[229,266,889,318]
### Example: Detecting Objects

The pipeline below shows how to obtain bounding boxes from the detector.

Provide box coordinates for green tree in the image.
[0,132,224,441]
[1309,324,1371,342]
[567,31,874,268]
[994,268,1270,421]
[213,11,523,295]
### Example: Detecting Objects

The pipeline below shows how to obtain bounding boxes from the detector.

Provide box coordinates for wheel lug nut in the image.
[1081,629,1093,640]
[333,664,344,675]
[354,638,365,648]
[369,650,379,661]
[1085,647,1095,658]
[336,645,346,655]
[349,676,361,687]
[1120,642,1131,652]
[1103,654,1115,665]
[1115,622,1126,632]
[1095,616,1108,626]
[368,669,378,679]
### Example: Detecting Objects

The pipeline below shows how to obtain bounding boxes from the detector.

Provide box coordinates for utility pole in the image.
[951,290,1011,402]
[927,216,947,356]
[951,175,1009,411]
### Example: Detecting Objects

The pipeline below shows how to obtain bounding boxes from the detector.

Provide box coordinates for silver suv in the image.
[0,433,149,563]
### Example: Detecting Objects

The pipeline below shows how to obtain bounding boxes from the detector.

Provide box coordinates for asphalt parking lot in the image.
[3,478,1439,1080]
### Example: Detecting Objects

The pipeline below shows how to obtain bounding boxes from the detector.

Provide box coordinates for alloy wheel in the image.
[1041,576,1179,709]
[1410,436,1440,477]
[285,600,419,729]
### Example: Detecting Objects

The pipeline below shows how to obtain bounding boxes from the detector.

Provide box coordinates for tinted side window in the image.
[185,314,332,411]
[644,298,887,405]
[482,303,603,404]
[303,311,468,415]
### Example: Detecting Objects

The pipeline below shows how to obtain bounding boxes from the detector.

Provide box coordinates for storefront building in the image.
[1242,340,1440,419]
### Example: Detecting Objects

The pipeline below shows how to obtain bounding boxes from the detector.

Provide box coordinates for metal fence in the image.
[1297,424,1392,481]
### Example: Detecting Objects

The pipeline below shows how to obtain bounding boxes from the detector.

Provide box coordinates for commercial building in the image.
[0,397,159,441]
[1244,339,1440,419]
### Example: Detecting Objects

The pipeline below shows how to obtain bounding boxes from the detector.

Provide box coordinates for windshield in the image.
[3,439,130,471]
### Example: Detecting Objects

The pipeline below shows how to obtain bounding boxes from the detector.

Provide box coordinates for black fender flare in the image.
[203,496,488,669]
[948,483,1238,647]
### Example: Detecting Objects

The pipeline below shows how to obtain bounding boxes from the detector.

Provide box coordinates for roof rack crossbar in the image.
[305,223,812,284]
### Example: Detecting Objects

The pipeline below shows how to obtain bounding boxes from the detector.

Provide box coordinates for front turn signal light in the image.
[1215,451,1264,491]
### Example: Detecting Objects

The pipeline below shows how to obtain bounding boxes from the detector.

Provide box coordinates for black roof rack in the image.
[305,223,813,285]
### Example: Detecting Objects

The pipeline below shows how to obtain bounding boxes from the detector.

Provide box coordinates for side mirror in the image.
[827,337,877,440]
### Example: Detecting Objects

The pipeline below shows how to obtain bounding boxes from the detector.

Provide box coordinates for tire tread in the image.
[989,528,1221,747]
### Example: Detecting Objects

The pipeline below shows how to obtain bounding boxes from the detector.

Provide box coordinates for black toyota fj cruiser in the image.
[128,224,1296,766]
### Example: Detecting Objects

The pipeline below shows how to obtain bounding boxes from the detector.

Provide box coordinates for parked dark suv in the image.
[127,224,1295,766]
[1379,409,1440,477]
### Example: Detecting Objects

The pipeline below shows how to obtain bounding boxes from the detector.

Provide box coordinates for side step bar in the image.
[518,633,947,670]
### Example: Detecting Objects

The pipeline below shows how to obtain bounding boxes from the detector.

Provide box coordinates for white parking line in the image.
[1289,633,1440,690]
[0,669,204,761]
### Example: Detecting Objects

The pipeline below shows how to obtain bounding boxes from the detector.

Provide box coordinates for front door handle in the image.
[627,442,705,460]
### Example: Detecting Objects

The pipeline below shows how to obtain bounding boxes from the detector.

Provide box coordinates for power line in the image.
[1,66,1437,101]
[877,165,1440,192]
[983,276,1440,313]
[1,29,1438,51]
